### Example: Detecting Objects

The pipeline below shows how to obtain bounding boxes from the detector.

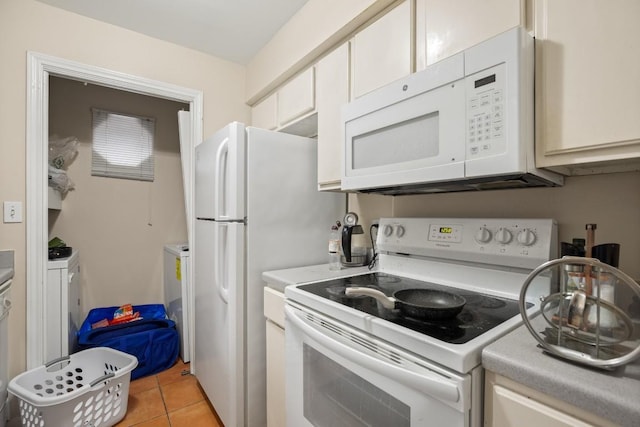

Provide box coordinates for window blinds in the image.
[91,108,155,181]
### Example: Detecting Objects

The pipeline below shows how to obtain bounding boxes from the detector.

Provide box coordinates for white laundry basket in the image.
[8,347,138,427]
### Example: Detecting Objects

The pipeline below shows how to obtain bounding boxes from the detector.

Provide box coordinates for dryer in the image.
[163,244,191,363]
[46,249,81,361]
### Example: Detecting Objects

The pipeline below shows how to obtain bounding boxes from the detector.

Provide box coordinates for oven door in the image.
[285,302,472,427]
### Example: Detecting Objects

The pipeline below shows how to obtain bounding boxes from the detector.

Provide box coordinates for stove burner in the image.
[371,274,401,285]
[462,294,507,309]
[298,272,524,344]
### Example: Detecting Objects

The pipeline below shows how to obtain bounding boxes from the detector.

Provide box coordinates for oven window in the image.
[303,343,410,427]
[352,112,439,170]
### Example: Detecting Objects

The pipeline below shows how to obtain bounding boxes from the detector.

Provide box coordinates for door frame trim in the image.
[26,51,203,368]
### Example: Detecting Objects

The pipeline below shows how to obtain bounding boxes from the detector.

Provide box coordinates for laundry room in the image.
[47,75,189,331]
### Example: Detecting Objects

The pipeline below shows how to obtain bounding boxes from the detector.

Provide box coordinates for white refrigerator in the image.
[194,122,345,427]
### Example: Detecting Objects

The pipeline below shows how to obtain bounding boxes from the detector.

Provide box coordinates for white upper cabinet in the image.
[415,0,523,70]
[316,43,350,190]
[533,0,640,170]
[351,0,412,99]
[251,93,278,131]
[277,67,315,127]
[251,67,317,136]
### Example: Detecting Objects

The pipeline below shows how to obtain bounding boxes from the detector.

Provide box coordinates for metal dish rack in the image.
[519,256,640,369]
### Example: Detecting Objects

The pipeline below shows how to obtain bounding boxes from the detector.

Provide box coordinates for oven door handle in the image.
[285,305,461,404]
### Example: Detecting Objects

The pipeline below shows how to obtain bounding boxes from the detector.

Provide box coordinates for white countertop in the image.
[483,324,640,427]
[262,263,373,292]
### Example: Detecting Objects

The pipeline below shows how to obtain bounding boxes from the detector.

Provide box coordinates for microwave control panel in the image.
[465,63,506,159]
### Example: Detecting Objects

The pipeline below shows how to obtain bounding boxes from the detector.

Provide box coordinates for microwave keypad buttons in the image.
[466,66,505,158]
[468,88,504,156]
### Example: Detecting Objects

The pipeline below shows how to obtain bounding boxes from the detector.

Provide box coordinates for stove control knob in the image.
[474,227,492,244]
[517,229,537,246]
[396,225,405,237]
[495,228,513,244]
[383,225,394,237]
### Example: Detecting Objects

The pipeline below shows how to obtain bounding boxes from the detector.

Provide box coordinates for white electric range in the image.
[283,217,557,427]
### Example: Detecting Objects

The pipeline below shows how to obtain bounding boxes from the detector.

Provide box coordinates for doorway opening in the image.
[26,52,203,369]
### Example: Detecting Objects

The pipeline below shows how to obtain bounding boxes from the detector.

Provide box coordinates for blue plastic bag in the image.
[77,304,179,380]
[78,304,168,335]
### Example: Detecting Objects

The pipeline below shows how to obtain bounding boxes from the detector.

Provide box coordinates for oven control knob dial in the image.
[517,229,537,246]
[396,225,405,237]
[383,225,394,237]
[474,227,492,244]
[495,228,513,244]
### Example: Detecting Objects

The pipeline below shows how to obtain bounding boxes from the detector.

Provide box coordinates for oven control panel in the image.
[377,217,557,269]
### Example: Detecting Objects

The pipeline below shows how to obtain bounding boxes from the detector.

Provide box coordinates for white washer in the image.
[46,250,81,361]
[0,278,12,427]
[163,244,190,363]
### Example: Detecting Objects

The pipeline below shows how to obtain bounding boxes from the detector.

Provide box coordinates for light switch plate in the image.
[3,201,23,223]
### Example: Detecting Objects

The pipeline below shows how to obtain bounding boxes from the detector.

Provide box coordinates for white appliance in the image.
[0,276,12,427]
[163,244,190,363]
[285,217,557,426]
[194,122,346,427]
[342,27,563,194]
[46,250,81,361]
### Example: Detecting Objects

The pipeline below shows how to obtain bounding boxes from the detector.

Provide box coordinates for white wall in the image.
[48,77,188,315]
[349,171,640,280]
[0,0,250,381]
[245,0,397,104]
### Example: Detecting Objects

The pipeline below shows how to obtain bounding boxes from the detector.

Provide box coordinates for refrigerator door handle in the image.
[214,137,229,220]
[215,223,230,304]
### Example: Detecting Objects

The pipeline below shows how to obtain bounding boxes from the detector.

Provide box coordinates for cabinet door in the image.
[490,384,593,427]
[416,0,523,70]
[534,0,640,168]
[485,372,618,427]
[265,320,285,427]
[351,0,411,99]
[45,268,63,361]
[263,287,286,427]
[278,67,316,127]
[251,93,277,130]
[316,43,350,190]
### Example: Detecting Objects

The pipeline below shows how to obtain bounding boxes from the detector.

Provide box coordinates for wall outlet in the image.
[3,201,23,223]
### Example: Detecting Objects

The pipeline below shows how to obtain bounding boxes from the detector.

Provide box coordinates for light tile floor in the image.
[115,360,223,427]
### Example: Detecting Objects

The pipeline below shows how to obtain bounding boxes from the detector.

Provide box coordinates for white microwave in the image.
[341,27,563,194]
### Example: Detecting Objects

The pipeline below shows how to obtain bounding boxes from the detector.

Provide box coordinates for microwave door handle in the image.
[285,305,460,404]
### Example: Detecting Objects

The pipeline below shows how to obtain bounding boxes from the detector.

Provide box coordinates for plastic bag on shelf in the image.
[48,135,79,169]
[48,164,75,194]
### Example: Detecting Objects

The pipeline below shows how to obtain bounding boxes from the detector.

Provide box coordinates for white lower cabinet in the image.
[263,287,286,427]
[484,371,617,427]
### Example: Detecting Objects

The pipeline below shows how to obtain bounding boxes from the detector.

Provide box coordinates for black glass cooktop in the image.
[298,272,528,344]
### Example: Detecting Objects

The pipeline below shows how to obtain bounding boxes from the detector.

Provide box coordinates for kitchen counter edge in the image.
[482,324,640,427]
[262,264,372,293]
